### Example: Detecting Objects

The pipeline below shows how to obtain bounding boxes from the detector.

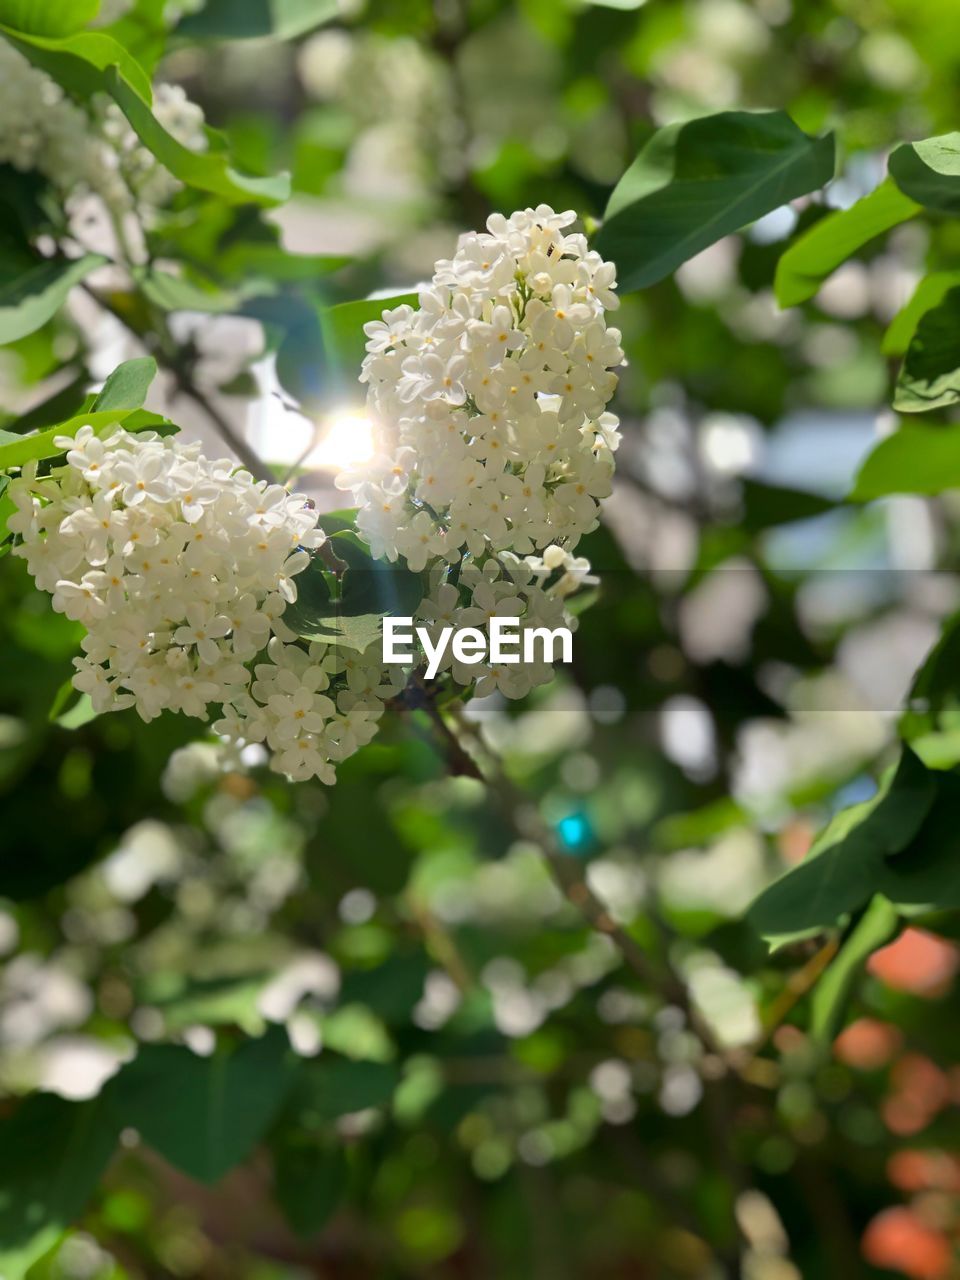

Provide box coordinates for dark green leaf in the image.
[889,133,960,214]
[285,538,425,653]
[273,1140,347,1238]
[875,773,960,913]
[892,287,960,413]
[0,253,107,344]
[740,478,835,529]
[176,0,339,41]
[0,1093,119,1280]
[92,356,157,412]
[883,271,960,357]
[774,180,918,308]
[292,1056,401,1124]
[595,110,835,292]
[747,748,937,945]
[104,1026,293,1184]
[319,294,418,390]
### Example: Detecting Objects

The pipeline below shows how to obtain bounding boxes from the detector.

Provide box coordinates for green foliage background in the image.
[3,1,960,1277]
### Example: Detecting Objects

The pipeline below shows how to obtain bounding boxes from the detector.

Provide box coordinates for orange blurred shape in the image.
[834,1017,903,1070]
[868,929,960,998]
[862,1206,953,1279]
[883,1055,951,1137]
[888,1151,960,1195]
[777,819,815,866]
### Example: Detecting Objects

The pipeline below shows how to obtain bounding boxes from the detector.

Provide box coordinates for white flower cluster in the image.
[7,428,396,784]
[5,207,623,781]
[0,41,206,215]
[338,204,623,700]
[95,84,208,211]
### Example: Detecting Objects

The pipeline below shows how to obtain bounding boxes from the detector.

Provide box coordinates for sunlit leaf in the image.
[889,132,960,214]
[596,110,835,291]
[92,356,157,412]
[774,180,918,308]
[0,0,100,37]
[850,424,960,500]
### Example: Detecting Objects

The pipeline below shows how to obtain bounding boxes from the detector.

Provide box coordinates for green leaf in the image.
[284,537,425,653]
[747,747,937,946]
[152,975,269,1034]
[0,0,100,37]
[104,67,290,205]
[774,180,918,308]
[1,28,289,205]
[0,1093,119,1280]
[319,294,418,392]
[273,1140,347,1238]
[595,110,835,292]
[892,287,960,413]
[882,271,960,357]
[48,678,97,729]
[92,356,157,412]
[176,0,339,40]
[104,1027,293,1184]
[259,292,417,410]
[0,407,170,470]
[851,425,960,500]
[909,608,960,713]
[0,26,153,101]
[809,895,899,1045]
[889,133,960,214]
[135,267,246,314]
[292,1056,401,1124]
[875,772,960,914]
[740,478,835,529]
[0,253,107,344]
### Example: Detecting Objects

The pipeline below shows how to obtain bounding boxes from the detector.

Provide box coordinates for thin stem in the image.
[80,282,276,485]
[414,691,755,1269]
[175,380,276,485]
[422,693,691,1010]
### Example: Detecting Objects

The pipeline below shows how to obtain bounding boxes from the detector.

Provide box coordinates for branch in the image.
[417,691,690,1007]
[80,282,276,485]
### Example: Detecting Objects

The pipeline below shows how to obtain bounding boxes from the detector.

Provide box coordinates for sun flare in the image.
[306,412,375,473]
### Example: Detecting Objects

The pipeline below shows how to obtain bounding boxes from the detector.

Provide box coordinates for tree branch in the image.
[80,282,276,485]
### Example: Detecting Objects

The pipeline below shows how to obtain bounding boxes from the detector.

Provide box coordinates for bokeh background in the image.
[3,1,960,1277]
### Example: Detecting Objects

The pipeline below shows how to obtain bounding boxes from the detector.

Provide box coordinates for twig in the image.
[419,692,693,1010]
[754,936,840,1049]
[80,282,276,485]
[175,380,276,485]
